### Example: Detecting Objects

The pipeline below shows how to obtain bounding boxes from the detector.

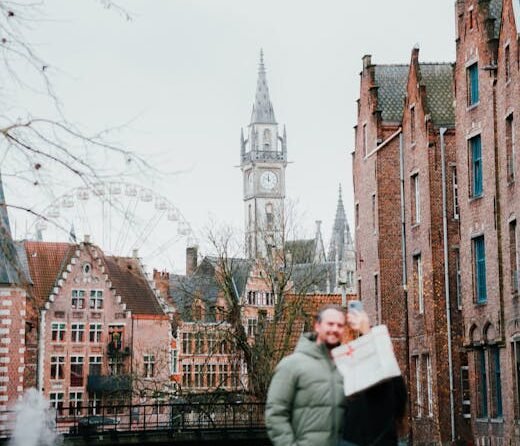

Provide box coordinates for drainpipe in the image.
[491,77,505,343]
[398,131,412,444]
[37,309,46,392]
[440,127,456,442]
[399,132,408,295]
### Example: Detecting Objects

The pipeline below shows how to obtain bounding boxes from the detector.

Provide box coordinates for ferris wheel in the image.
[30,182,196,272]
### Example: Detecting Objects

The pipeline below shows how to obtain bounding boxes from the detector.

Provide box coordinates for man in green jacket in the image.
[265,304,347,446]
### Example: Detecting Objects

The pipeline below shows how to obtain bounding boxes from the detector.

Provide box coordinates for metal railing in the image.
[0,401,266,438]
[241,150,286,162]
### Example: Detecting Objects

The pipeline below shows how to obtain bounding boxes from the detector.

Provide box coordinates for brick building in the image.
[352,54,409,383]
[154,244,356,397]
[0,175,27,424]
[401,50,469,443]
[455,0,520,443]
[353,47,472,443]
[14,239,172,419]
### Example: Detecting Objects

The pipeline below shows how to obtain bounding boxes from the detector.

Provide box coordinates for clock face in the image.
[260,171,278,190]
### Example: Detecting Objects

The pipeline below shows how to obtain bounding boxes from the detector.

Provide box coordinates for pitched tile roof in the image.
[270,294,358,353]
[0,173,22,285]
[0,224,22,285]
[290,262,332,294]
[420,63,455,126]
[374,65,409,122]
[104,255,165,316]
[285,239,316,264]
[170,256,253,321]
[23,241,76,307]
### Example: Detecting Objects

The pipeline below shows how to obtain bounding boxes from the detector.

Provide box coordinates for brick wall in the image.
[0,287,26,420]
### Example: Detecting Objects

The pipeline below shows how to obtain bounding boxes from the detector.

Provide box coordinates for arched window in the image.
[263,129,272,149]
[266,203,274,226]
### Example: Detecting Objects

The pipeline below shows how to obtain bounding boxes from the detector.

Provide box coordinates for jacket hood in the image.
[294,332,330,360]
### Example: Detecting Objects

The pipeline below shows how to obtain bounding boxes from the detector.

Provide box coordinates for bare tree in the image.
[175,208,331,400]
[0,2,155,232]
[0,1,167,297]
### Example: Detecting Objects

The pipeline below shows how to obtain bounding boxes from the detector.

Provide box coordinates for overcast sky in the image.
[5,0,456,272]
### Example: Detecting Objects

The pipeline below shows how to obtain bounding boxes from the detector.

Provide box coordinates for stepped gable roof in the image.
[23,241,75,307]
[420,63,455,126]
[374,64,409,122]
[104,255,164,316]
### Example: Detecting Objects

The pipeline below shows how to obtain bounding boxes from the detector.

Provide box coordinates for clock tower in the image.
[240,50,287,259]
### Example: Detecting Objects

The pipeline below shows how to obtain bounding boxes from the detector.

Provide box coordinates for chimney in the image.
[132,249,139,258]
[362,54,372,70]
[186,246,198,276]
[84,234,90,244]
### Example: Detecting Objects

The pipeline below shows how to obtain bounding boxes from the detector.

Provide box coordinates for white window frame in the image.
[412,173,421,224]
[71,323,85,343]
[50,392,64,415]
[69,391,83,416]
[247,318,258,337]
[89,323,102,343]
[50,355,65,380]
[461,365,471,419]
[426,354,433,416]
[143,354,155,378]
[452,166,459,220]
[89,289,103,310]
[414,356,422,417]
[72,289,85,309]
[51,322,66,342]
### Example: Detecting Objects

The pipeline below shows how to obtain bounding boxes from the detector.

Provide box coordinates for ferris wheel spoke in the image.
[136,209,168,252]
[29,181,193,272]
[115,195,140,255]
[133,209,163,252]
[146,234,183,260]
[113,196,133,254]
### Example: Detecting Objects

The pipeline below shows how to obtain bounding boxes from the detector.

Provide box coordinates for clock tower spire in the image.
[241,50,287,259]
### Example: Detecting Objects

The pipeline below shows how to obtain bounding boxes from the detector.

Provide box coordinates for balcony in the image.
[87,374,131,393]
[107,342,131,357]
[241,150,286,163]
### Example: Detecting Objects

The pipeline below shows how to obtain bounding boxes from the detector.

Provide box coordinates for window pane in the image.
[471,135,483,197]
[474,236,487,303]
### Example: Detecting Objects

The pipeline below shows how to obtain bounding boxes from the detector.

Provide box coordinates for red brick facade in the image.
[19,241,172,420]
[0,287,26,420]
[353,0,520,444]
[353,49,471,443]
[456,0,520,443]
[352,55,409,395]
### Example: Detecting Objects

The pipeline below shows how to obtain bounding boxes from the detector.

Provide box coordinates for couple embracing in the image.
[265,304,407,446]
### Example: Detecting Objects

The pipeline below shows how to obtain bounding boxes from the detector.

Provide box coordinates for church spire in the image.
[250,49,276,124]
[328,184,348,262]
